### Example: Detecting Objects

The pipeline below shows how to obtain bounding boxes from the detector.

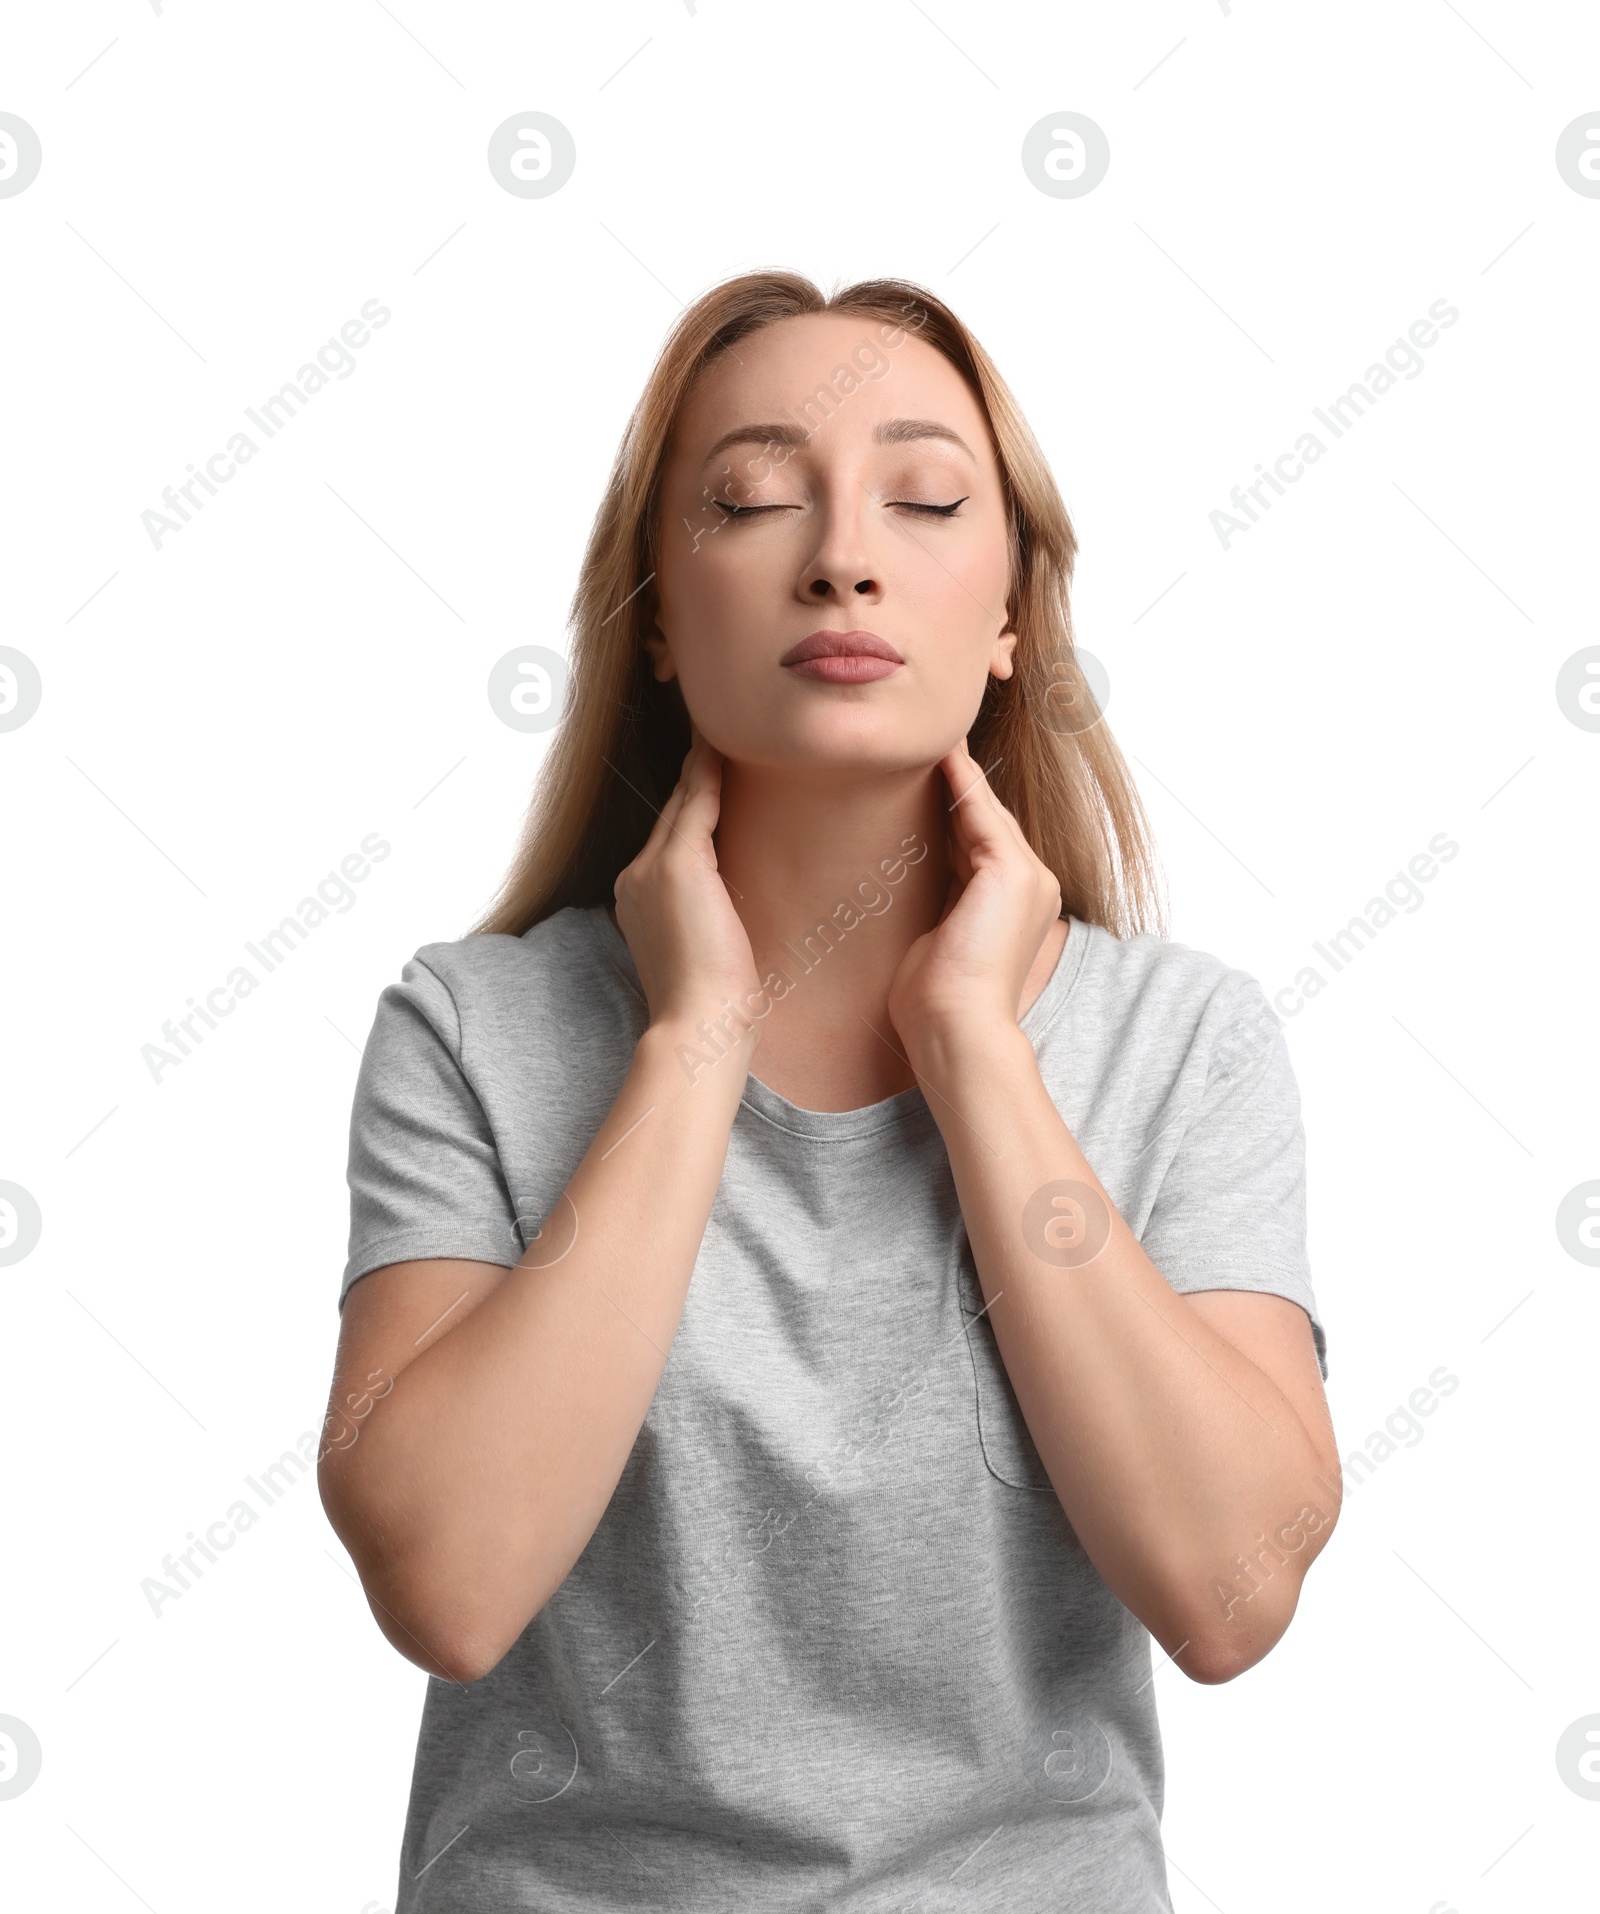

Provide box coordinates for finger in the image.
[674,736,725,848]
[959,742,1031,856]
[941,741,1020,862]
[632,733,706,865]
[944,800,975,887]
[636,756,693,858]
[934,868,964,925]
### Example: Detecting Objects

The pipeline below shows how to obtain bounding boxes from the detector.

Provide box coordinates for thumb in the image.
[935,868,963,926]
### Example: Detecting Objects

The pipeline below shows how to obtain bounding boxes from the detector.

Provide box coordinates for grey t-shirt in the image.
[342,906,1327,1912]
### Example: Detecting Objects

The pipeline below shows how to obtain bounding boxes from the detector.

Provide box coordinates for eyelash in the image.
[710,495,970,520]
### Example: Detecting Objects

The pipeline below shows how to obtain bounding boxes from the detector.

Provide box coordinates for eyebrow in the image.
[701,416,976,465]
[874,418,975,458]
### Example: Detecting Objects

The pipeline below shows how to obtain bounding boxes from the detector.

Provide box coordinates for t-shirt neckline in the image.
[589,905,1094,1143]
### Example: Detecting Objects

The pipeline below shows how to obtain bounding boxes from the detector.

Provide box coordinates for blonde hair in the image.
[470,270,1166,940]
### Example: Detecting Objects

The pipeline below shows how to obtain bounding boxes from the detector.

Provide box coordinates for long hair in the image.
[469,270,1166,940]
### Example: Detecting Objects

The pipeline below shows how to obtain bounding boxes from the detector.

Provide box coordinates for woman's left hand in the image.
[886,739,1063,1064]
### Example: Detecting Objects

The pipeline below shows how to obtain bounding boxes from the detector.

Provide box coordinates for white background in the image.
[3,2,1597,1909]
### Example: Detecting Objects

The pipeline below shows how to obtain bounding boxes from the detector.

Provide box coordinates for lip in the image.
[780,629,905,684]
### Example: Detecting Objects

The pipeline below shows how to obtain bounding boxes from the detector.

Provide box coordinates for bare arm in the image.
[910,1020,1338,1684]
[319,736,762,1683]
[889,743,1341,1686]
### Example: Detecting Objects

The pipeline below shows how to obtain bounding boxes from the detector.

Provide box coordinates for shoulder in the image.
[408,906,632,995]
[1071,919,1283,1081]
[378,907,643,1059]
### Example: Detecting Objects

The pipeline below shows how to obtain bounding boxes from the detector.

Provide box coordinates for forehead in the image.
[670,311,992,460]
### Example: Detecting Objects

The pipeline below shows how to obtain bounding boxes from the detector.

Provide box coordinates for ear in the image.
[643,622,678,683]
[988,623,1019,681]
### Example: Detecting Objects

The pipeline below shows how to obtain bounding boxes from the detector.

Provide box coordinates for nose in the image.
[802,492,883,604]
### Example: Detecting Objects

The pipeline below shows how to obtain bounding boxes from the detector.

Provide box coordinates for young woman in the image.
[319,272,1339,1912]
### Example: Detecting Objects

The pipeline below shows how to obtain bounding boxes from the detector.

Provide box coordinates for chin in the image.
[731,718,959,778]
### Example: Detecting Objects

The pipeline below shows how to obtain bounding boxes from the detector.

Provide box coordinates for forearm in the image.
[326,1019,752,1677]
[916,1019,1335,1679]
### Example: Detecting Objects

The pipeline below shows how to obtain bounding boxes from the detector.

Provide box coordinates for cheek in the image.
[896,531,1009,637]
[653,547,775,740]
[658,543,764,672]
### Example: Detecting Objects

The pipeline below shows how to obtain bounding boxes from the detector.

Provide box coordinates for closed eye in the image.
[891,496,969,517]
[709,495,971,518]
[710,500,789,518]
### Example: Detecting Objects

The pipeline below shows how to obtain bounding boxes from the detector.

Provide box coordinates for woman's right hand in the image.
[612,730,762,1042]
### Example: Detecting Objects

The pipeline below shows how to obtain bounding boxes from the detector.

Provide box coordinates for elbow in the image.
[1167,1486,1343,1684]
[319,1468,517,1685]
[352,1543,525,1685]
[1165,1599,1295,1684]
[1172,1630,1279,1687]
[318,1448,575,1684]
[1162,1564,1315,1686]
[392,1618,507,1687]
[358,1561,521,1686]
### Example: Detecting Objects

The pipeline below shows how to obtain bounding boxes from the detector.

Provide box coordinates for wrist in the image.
[902,1011,1034,1086]
[639,1008,760,1087]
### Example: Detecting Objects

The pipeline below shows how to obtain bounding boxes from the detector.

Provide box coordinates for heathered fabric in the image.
[341,905,1327,1912]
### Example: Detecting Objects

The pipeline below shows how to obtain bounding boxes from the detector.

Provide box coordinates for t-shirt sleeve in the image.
[1138,976,1328,1380]
[340,951,522,1307]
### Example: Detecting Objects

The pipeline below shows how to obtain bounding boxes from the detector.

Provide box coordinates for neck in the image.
[714,761,952,998]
